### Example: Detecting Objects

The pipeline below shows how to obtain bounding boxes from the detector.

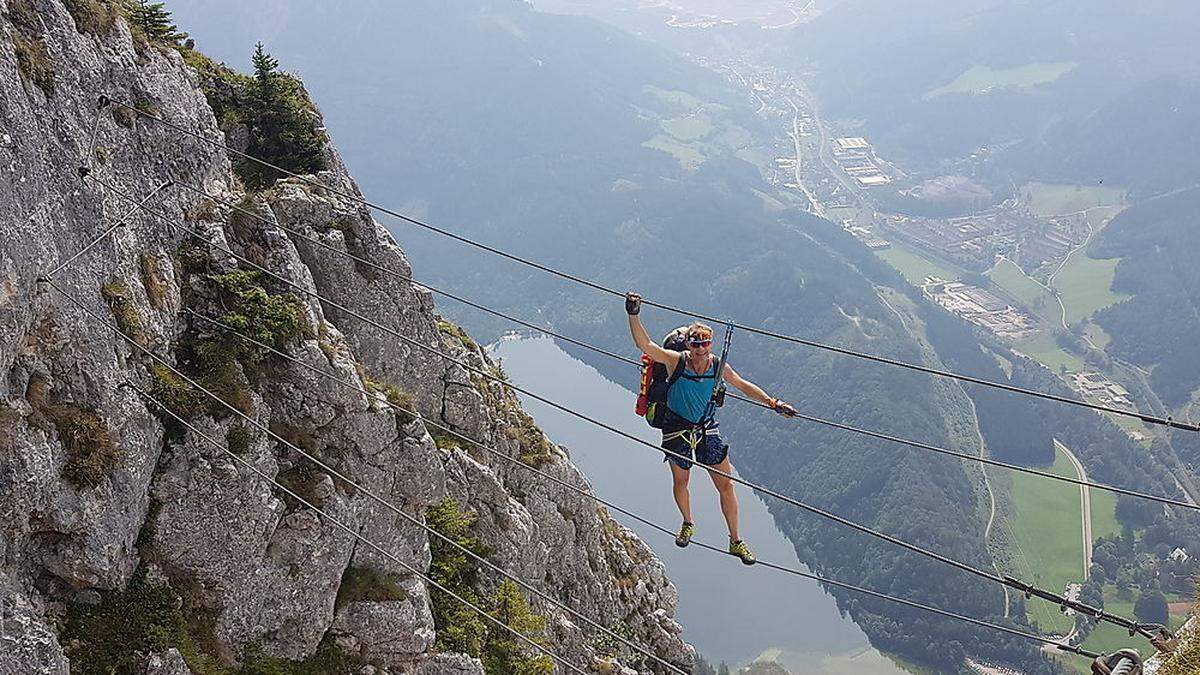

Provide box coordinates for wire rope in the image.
[39,274,685,675]
[182,305,1103,661]
[166,178,1198,513]
[58,179,1168,643]
[107,98,1200,433]
[124,381,587,674]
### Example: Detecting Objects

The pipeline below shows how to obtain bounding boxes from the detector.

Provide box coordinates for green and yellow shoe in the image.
[729,539,756,565]
[675,522,695,548]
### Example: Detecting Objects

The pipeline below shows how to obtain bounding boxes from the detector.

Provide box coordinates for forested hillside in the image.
[1092,187,1200,409]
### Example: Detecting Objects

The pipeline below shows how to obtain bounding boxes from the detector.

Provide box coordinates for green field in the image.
[1090,485,1120,542]
[1010,446,1086,632]
[987,258,1056,317]
[1013,333,1084,373]
[926,62,1078,98]
[875,243,962,285]
[643,134,706,170]
[1009,444,1125,637]
[1023,182,1126,217]
[642,84,701,111]
[1083,322,1112,350]
[662,113,714,141]
[1053,252,1130,326]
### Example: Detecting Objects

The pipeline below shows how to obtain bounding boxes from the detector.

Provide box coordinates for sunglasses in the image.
[687,338,713,347]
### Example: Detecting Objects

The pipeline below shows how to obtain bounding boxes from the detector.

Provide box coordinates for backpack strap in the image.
[667,351,688,386]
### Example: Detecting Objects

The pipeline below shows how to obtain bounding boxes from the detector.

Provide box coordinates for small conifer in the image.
[482,580,554,675]
[124,0,187,45]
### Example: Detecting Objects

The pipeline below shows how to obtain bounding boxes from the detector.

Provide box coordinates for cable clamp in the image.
[1090,649,1142,675]
[36,276,50,284]
[78,166,91,178]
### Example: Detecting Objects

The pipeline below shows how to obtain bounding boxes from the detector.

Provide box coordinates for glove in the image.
[625,292,641,316]
[771,399,797,417]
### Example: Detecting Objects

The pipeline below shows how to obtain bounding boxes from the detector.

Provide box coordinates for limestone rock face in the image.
[0,2,689,673]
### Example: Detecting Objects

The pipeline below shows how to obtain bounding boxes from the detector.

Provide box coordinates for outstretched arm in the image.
[723,363,797,416]
[626,292,681,367]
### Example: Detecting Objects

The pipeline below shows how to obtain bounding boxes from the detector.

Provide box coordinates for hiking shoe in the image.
[674,522,695,548]
[729,539,756,565]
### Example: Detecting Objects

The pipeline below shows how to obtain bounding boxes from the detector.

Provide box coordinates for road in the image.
[785,97,824,217]
[1056,440,1093,581]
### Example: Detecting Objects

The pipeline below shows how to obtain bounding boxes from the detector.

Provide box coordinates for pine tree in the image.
[251,42,280,98]
[237,42,327,189]
[482,581,554,675]
[426,497,489,657]
[124,0,186,45]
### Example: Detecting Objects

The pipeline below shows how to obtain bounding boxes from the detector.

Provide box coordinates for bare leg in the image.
[669,462,693,523]
[706,456,739,541]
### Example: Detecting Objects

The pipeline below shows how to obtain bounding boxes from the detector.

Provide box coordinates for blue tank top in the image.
[667,354,718,424]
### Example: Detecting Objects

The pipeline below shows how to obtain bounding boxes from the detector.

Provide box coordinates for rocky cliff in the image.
[0,1,688,672]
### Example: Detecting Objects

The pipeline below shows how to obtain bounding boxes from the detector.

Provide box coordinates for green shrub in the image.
[195,347,254,417]
[149,363,207,418]
[237,638,369,675]
[426,497,490,656]
[47,405,118,488]
[233,43,326,190]
[100,281,145,344]
[335,567,408,609]
[175,238,210,274]
[179,47,253,129]
[430,428,462,451]
[482,580,554,675]
[209,269,307,360]
[139,252,169,309]
[62,567,369,675]
[62,0,121,35]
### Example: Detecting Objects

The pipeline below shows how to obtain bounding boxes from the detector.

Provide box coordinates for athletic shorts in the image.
[661,419,728,471]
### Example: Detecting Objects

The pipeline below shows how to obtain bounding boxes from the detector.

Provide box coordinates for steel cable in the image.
[40,275,686,674]
[70,178,1167,642]
[183,304,1102,661]
[123,380,587,674]
[108,98,1200,433]
[167,178,1198,513]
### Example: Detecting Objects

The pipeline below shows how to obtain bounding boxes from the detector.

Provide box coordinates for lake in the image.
[491,336,911,674]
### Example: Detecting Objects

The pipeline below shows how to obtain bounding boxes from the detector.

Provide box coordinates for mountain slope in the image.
[1091,187,1200,409]
[0,2,687,672]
